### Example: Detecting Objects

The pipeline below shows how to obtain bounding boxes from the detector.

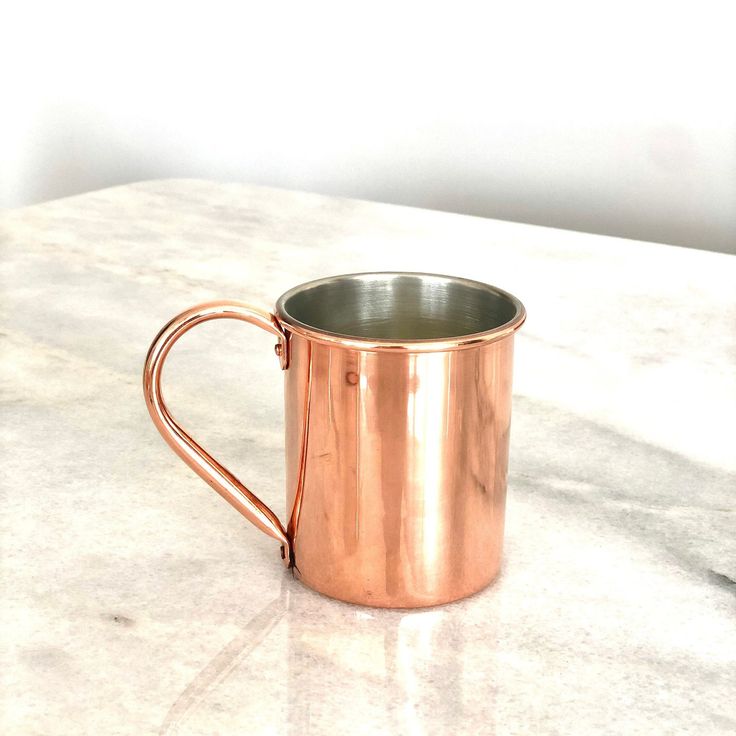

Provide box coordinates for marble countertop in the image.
[1,180,734,735]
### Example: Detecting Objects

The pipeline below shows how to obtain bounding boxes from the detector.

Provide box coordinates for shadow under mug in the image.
[143,272,525,607]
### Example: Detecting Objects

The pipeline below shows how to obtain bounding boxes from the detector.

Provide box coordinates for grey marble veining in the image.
[1,179,735,735]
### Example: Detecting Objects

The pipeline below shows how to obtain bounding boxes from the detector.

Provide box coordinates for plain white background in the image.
[3,1,735,252]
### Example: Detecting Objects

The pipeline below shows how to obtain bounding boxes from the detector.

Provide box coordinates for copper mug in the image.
[143,273,525,608]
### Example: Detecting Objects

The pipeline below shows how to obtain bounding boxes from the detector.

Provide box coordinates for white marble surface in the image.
[1,180,735,735]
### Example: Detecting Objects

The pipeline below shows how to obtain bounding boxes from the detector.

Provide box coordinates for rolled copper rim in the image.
[274,271,526,353]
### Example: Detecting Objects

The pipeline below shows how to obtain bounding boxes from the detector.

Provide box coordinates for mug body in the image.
[275,273,523,607]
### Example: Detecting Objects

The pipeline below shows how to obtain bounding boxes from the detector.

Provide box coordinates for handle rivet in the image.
[274,344,283,357]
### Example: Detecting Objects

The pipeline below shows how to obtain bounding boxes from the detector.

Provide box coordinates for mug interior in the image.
[276,273,523,341]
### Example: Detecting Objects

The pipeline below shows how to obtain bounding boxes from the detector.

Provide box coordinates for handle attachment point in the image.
[274,339,289,370]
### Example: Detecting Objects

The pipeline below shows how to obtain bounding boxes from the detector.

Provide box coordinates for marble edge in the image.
[2,177,735,264]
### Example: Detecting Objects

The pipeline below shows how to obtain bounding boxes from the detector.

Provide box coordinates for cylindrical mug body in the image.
[282,331,515,608]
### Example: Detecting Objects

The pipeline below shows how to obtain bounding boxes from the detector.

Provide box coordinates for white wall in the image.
[3,1,735,252]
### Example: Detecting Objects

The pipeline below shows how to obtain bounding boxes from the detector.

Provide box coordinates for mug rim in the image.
[274,271,526,352]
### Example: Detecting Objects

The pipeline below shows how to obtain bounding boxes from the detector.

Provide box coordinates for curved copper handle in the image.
[143,300,291,563]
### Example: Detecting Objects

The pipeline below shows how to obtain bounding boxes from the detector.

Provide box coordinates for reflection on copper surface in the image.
[283,332,516,607]
[286,341,313,569]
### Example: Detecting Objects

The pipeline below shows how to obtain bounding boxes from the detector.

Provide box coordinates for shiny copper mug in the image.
[143,273,525,608]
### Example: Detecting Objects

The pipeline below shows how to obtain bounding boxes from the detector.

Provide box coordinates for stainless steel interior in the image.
[276,272,522,340]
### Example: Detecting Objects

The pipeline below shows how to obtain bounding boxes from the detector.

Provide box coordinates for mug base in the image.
[290,564,502,609]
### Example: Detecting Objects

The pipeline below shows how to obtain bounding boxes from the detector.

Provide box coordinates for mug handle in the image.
[142,300,292,564]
